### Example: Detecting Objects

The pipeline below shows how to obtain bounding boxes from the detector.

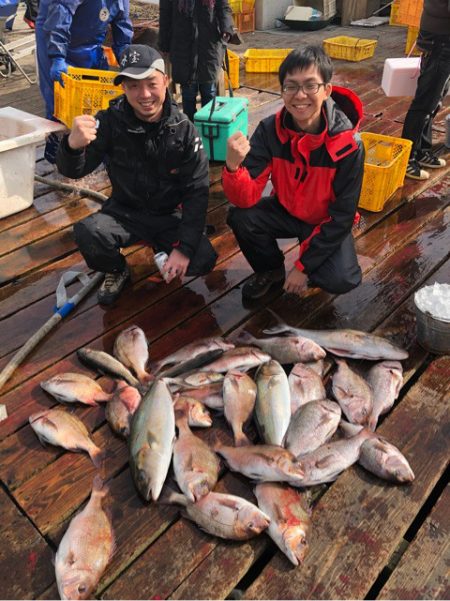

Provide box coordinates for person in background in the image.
[402,0,450,180]
[56,45,217,306]
[223,45,364,301]
[158,0,235,121]
[23,0,39,28]
[35,0,133,163]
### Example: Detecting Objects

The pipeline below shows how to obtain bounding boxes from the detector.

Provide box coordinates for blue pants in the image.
[181,81,216,121]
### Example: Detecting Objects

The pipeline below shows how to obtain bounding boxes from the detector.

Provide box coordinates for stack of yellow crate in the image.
[230,0,255,33]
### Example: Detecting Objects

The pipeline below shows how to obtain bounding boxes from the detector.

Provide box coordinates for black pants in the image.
[74,207,218,276]
[402,33,450,158]
[227,197,362,295]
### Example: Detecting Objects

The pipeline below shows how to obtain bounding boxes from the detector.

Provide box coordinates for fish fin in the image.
[89,445,105,469]
[315,454,335,469]
[147,431,160,450]
[40,416,59,431]
[92,474,109,498]
[158,486,187,507]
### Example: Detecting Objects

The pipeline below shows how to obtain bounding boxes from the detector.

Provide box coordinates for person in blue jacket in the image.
[35,0,133,162]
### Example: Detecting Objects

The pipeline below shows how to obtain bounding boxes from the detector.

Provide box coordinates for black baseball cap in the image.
[114,44,166,85]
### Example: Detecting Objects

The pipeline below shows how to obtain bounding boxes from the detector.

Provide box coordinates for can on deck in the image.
[154,252,169,282]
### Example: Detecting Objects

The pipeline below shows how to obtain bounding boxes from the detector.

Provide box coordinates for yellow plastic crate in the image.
[224,49,240,89]
[243,48,293,73]
[54,66,121,127]
[405,26,421,56]
[229,0,255,12]
[358,133,412,212]
[397,0,423,27]
[323,36,377,62]
[389,0,405,26]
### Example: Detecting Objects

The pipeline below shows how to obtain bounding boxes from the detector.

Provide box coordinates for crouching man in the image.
[56,44,217,305]
[223,45,364,301]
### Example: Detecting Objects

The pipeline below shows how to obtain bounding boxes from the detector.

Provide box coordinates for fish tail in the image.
[92,474,109,498]
[158,486,187,507]
[139,370,155,385]
[234,430,251,447]
[90,445,105,469]
[235,330,254,345]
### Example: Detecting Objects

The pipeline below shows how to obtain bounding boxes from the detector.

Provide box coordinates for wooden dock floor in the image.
[0,23,449,600]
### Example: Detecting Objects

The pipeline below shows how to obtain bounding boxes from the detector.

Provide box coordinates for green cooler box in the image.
[194,96,249,162]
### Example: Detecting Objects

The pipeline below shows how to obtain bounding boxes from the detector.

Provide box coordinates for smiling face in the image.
[121,72,168,122]
[282,64,332,133]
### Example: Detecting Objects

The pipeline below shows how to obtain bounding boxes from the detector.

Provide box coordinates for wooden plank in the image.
[0,487,54,599]
[161,258,450,601]
[378,485,450,600]
[244,355,450,600]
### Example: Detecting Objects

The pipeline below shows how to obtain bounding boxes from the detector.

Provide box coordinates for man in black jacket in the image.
[402,0,450,180]
[56,45,217,305]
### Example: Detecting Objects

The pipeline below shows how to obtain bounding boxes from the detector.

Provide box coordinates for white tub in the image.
[0,107,65,218]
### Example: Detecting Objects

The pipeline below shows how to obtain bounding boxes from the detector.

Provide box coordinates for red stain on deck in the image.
[27,551,38,571]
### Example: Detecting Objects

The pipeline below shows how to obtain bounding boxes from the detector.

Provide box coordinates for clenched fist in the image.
[226,131,250,172]
[68,115,98,150]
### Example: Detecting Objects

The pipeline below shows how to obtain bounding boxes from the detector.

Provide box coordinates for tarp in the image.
[0,0,18,18]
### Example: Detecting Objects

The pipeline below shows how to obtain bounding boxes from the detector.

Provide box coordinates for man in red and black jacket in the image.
[223,45,364,301]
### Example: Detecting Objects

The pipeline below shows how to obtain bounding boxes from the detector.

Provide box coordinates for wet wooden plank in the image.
[378,485,450,600]
[0,486,54,599]
[155,257,450,601]
[244,355,450,600]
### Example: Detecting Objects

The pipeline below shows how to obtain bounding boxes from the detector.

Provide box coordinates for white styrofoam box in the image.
[255,0,293,29]
[381,57,421,97]
[382,57,450,97]
[285,6,314,20]
[0,107,65,218]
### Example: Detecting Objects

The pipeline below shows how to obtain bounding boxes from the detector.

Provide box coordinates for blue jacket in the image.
[42,0,132,67]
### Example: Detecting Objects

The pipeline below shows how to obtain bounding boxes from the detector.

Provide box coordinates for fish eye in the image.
[247,521,254,528]
[78,584,87,594]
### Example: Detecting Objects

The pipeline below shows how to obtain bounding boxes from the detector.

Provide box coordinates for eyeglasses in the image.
[281,82,327,96]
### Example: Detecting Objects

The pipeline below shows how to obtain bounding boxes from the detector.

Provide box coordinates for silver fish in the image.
[254,482,311,566]
[332,359,373,426]
[162,490,270,541]
[264,310,409,360]
[340,421,414,483]
[29,407,103,467]
[55,476,114,600]
[156,348,225,378]
[296,430,367,486]
[215,443,305,485]
[105,380,142,438]
[113,325,153,384]
[223,370,257,446]
[255,360,291,446]
[173,409,219,502]
[288,362,326,414]
[238,331,325,364]
[153,337,235,373]
[367,361,403,431]
[284,400,341,457]
[77,347,140,388]
[202,346,271,373]
[129,379,175,501]
[40,372,112,406]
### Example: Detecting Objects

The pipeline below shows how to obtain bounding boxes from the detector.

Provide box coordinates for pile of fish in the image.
[30,317,414,598]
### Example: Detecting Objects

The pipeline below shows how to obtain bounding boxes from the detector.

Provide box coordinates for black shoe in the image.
[417,151,446,169]
[98,266,130,305]
[242,267,285,300]
[405,159,430,181]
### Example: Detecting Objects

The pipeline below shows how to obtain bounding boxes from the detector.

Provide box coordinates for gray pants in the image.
[74,209,218,276]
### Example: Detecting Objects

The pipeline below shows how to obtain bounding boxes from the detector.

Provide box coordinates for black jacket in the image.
[420,0,450,36]
[56,93,210,259]
[158,0,234,85]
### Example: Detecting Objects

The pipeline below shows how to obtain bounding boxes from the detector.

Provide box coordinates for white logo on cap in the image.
[128,50,141,65]
[99,7,109,21]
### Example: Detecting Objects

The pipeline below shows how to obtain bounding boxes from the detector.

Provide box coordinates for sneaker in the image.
[405,159,430,181]
[23,16,35,29]
[98,266,130,305]
[242,266,285,300]
[417,151,446,169]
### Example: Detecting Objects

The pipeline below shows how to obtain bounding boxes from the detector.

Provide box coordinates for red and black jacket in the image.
[222,86,365,276]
